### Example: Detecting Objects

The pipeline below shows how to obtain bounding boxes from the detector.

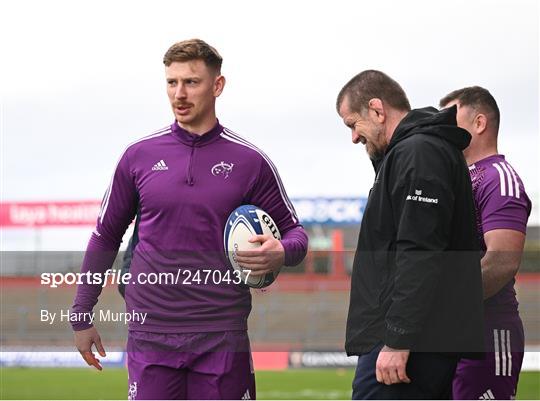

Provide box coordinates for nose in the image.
[352,131,362,144]
[175,83,187,100]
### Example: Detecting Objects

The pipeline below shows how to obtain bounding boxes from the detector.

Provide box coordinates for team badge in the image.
[211,161,234,179]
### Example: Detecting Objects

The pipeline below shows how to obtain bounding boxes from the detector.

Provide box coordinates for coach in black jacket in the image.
[336,70,483,399]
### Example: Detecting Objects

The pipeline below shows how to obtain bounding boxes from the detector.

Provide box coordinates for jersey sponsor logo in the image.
[494,329,513,376]
[492,162,520,198]
[479,388,495,399]
[406,189,439,204]
[151,160,168,171]
[211,161,234,179]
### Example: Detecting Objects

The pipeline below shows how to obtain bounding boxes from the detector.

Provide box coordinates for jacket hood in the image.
[386,105,471,154]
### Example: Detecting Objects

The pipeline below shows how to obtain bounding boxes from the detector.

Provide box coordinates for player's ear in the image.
[474,113,488,135]
[214,75,225,97]
[368,98,385,123]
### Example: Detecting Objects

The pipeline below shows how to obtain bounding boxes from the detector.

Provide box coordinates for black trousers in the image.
[352,344,459,400]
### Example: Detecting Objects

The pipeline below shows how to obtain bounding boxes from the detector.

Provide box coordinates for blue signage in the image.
[292,197,367,225]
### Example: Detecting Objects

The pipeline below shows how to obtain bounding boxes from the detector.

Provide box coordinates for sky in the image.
[1,0,539,225]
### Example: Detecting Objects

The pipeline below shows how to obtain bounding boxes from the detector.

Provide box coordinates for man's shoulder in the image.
[389,134,455,165]
[125,124,174,152]
[392,132,450,153]
[472,158,529,203]
[218,126,269,162]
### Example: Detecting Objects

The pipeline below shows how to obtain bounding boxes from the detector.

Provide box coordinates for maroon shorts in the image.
[452,318,524,400]
[127,330,255,400]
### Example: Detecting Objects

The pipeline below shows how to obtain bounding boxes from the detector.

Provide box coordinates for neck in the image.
[178,113,218,136]
[384,109,409,143]
[465,146,499,166]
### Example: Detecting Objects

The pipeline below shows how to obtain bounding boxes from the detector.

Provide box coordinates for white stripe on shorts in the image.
[501,329,507,376]
[507,329,512,377]
[494,329,500,376]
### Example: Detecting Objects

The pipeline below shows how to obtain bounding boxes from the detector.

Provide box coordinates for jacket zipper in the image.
[187,141,195,186]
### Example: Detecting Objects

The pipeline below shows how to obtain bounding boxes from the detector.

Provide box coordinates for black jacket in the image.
[345,106,484,355]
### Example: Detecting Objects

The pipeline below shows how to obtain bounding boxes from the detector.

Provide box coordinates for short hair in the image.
[439,86,500,129]
[336,70,411,114]
[163,39,222,73]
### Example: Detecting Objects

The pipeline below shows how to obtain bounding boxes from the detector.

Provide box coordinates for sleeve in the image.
[71,149,138,330]
[478,166,531,234]
[384,140,455,349]
[247,157,308,266]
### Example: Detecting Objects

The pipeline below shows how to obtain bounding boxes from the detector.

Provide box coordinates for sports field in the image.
[1,368,539,399]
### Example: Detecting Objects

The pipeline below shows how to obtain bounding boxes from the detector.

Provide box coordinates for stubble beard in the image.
[367,126,387,162]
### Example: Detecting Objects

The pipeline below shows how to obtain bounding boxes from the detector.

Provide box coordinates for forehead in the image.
[339,97,363,123]
[338,96,354,116]
[165,59,210,77]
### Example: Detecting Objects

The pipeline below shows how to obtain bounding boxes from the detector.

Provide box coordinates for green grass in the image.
[257,369,354,399]
[0,367,538,399]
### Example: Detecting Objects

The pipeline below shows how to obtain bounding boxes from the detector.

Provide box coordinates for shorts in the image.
[127,330,255,400]
[452,318,524,400]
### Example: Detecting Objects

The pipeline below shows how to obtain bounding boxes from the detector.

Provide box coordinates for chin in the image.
[175,115,193,124]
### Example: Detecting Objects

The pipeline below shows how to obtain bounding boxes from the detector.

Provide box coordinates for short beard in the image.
[368,147,385,162]
[367,126,387,161]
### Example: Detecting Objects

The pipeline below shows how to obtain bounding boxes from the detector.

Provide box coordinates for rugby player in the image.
[71,39,308,400]
[440,86,531,400]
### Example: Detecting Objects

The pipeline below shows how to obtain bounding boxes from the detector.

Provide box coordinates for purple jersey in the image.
[453,154,530,400]
[72,121,308,333]
[468,154,531,315]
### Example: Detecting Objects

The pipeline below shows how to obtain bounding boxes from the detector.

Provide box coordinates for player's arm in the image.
[72,149,138,369]
[235,157,308,275]
[476,164,530,299]
[482,229,525,299]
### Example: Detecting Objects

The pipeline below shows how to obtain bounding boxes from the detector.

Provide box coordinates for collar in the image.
[469,154,504,168]
[170,120,224,146]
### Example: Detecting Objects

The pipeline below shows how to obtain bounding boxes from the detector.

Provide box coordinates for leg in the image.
[127,356,187,400]
[127,332,188,400]
[352,344,458,400]
[186,331,255,400]
[352,343,383,400]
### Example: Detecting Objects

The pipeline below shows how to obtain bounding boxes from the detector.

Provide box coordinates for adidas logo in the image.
[479,389,495,399]
[152,160,168,171]
[241,389,251,400]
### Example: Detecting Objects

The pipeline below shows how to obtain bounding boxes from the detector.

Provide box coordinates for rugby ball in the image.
[224,205,281,288]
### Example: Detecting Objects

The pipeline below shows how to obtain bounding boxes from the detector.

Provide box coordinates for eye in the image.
[167,80,176,86]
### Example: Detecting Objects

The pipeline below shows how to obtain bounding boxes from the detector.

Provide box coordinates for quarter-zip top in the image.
[170,121,224,186]
[72,120,308,334]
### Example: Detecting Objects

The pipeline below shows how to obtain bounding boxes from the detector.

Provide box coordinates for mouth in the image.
[175,104,192,115]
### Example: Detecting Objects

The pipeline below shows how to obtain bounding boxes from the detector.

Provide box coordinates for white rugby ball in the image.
[224,205,281,288]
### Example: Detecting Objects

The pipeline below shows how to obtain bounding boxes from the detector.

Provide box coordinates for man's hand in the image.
[74,326,106,370]
[234,234,285,276]
[376,345,411,385]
